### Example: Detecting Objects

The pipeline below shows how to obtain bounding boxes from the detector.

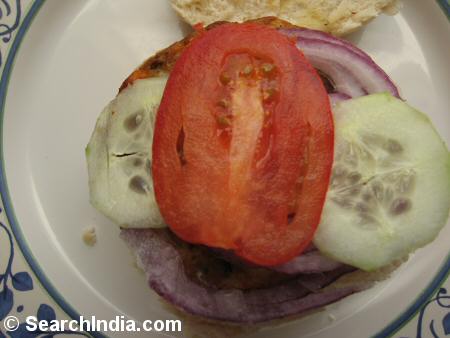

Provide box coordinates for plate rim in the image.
[0,1,448,337]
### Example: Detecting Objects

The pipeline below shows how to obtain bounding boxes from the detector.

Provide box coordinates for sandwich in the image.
[85,16,450,335]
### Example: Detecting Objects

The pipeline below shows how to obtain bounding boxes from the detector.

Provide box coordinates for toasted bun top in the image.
[170,0,401,36]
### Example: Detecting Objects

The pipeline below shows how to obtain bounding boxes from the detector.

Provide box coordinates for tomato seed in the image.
[261,63,275,74]
[220,72,231,85]
[176,128,187,165]
[263,88,278,102]
[242,65,254,76]
[217,115,232,127]
[217,99,229,108]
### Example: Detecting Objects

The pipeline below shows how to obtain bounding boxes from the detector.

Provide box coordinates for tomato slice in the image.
[152,23,334,266]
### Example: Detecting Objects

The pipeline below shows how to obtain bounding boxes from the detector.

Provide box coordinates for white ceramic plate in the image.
[1,0,449,337]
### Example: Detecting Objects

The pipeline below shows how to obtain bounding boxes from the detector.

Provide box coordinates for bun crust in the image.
[170,0,401,36]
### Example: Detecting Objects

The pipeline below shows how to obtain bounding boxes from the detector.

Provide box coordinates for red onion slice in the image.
[329,92,352,106]
[278,28,400,99]
[121,229,361,323]
[280,27,368,59]
[214,245,344,275]
[272,250,344,274]
[312,55,367,97]
[294,37,400,98]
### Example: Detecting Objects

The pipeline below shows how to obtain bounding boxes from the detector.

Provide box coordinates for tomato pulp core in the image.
[215,53,278,165]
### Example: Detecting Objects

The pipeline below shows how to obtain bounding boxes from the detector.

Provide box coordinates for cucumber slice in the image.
[314,93,450,271]
[86,76,168,228]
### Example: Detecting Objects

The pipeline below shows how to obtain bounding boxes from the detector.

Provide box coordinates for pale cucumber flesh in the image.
[314,93,450,271]
[86,76,168,228]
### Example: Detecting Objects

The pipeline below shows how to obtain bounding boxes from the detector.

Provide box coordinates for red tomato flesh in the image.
[152,23,334,266]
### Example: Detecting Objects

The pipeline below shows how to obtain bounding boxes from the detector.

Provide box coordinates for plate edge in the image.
[0,1,448,338]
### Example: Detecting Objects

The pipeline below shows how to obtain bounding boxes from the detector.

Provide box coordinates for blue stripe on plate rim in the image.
[0,1,448,337]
